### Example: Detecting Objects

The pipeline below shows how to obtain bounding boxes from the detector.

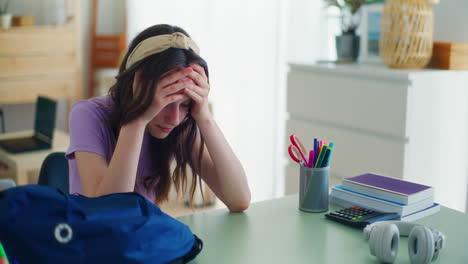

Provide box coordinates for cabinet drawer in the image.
[286,119,406,182]
[287,71,409,138]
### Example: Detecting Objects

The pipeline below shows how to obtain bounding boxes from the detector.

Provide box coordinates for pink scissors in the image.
[288,134,308,165]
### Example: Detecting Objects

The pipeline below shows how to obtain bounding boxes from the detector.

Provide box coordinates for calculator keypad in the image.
[325,206,399,228]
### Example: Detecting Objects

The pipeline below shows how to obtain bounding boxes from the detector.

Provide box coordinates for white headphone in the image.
[363,221,445,264]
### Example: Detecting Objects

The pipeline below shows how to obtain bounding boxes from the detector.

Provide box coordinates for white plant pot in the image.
[0,14,12,29]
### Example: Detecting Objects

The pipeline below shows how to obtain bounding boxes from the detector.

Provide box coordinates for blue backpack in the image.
[0,185,202,264]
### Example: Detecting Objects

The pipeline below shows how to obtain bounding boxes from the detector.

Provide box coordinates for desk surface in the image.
[178,195,468,264]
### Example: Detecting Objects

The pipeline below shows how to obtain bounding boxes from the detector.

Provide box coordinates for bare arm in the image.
[76,120,146,197]
[194,119,251,212]
[76,69,194,197]
[185,64,251,212]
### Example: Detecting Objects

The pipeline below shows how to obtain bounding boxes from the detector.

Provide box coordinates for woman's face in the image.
[147,70,193,139]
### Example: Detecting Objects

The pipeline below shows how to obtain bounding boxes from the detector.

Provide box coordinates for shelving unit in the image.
[89,0,126,98]
[0,0,82,111]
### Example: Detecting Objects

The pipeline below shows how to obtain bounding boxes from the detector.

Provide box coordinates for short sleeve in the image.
[65,101,110,160]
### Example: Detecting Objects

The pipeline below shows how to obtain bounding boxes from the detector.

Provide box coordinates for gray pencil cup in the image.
[299,165,329,213]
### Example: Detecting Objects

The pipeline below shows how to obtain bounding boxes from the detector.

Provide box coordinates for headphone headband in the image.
[364,221,422,238]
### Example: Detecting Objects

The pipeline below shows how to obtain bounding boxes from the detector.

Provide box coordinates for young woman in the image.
[66,24,250,212]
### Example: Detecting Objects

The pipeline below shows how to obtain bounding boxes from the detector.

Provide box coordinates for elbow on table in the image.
[227,195,251,212]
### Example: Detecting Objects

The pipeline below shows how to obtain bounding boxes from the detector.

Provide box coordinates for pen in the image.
[325,142,334,166]
[313,138,319,165]
[308,150,315,168]
[314,145,326,168]
[317,146,329,168]
[319,146,331,168]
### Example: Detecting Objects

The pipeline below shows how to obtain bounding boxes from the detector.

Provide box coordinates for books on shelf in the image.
[342,173,434,205]
[330,186,434,217]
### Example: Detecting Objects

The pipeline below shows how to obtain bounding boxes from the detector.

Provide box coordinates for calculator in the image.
[325,206,400,228]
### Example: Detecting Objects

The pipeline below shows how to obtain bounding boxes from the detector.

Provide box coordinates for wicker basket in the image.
[380,0,434,69]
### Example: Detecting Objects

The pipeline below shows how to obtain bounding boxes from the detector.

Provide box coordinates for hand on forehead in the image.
[160,64,204,86]
[158,68,186,87]
[157,68,191,101]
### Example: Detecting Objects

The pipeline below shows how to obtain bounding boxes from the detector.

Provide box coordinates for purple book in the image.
[342,173,434,205]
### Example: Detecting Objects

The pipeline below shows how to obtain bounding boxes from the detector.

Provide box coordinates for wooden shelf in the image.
[0,23,75,32]
[0,1,82,108]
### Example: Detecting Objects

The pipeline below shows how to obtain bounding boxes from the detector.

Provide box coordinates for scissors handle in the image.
[288,145,302,163]
[290,134,307,162]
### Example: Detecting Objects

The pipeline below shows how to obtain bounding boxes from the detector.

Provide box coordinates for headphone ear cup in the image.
[369,223,400,263]
[408,226,435,264]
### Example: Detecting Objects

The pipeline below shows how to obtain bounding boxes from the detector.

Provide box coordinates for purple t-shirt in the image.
[66,96,156,202]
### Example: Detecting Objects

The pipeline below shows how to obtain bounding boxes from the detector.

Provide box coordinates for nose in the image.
[164,104,180,126]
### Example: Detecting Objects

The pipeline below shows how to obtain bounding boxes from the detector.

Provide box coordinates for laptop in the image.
[0,96,57,154]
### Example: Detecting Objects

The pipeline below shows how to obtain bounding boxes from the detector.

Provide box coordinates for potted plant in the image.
[324,0,384,62]
[0,0,12,29]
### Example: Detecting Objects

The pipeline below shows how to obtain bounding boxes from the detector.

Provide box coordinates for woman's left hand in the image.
[184,63,212,122]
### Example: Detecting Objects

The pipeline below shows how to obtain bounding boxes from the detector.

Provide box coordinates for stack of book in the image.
[330,173,440,222]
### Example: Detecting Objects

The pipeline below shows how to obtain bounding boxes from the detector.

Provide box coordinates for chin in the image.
[147,125,169,139]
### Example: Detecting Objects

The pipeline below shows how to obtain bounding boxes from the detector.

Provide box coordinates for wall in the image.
[286,0,328,64]
[433,0,468,42]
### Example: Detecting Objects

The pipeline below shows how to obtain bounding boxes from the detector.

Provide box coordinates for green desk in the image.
[178,195,468,264]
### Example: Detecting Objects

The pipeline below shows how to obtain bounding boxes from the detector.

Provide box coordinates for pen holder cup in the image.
[299,165,329,213]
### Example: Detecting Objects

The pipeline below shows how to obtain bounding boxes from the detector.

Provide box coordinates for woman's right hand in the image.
[134,67,194,124]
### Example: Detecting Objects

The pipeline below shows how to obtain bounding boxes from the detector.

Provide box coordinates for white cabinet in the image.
[285,63,468,212]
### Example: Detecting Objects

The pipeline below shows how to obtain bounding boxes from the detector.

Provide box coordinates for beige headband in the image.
[125,32,200,69]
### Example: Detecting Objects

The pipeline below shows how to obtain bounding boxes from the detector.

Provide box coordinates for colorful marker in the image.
[0,242,9,264]
[308,150,315,168]
[325,142,334,167]
[313,138,319,165]
[317,146,329,168]
[319,146,331,168]
[314,145,326,168]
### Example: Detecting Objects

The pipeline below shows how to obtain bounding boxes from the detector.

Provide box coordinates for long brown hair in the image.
[108,24,209,204]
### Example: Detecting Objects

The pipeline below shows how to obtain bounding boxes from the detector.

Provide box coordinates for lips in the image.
[157,125,173,133]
